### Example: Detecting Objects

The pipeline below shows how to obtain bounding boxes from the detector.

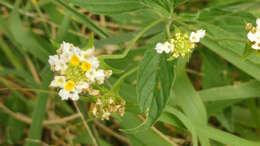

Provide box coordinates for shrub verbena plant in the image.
[0,0,260,146]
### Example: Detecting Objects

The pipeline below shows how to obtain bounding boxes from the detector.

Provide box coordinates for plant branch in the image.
[0,102,80,125]
[112,66,139,93]
[73,101,98,146]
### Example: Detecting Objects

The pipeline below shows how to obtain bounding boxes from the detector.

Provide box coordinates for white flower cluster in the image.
[154,29,206,58]
[48,42,112,101]
[247,19,260,50]
[189,29,206,43]
[154,41,174,54]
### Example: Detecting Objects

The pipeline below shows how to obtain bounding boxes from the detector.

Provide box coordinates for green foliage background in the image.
[0,0,260,145]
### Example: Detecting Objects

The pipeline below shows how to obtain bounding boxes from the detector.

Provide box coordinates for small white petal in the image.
[196,29,206,38]
[58,89,70,100]
[94,69,105,84]
[85,70,96,83]
[252,42,260,50]
[248,32,256,42]
[75,82,89,92]
[163,42,174,53]
[55,60,68,72]
[70,92,79,101]
[155,42,164,54]
[48,55,59,66]
[256,18,260,28]
[87,57,99,69]
[189,32,200,43]
[80,48,95,61]
[50,76,66,88]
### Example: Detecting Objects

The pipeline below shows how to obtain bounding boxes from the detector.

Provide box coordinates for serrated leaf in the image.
[123,48,174,133]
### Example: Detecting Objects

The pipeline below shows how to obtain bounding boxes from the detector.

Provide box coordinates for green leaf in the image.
[195,124,260,146]
[123,48,174,132]
[53,0,109,39]
[199,80,260,102]
[25,69,53,146]
[9,6,50,63]
[84,34,95,50]
[173,0,188,7]
[169,58,210,145]
[196,9,260,66]
[69,0,145,15]
[200,48,231,89]
[140,0,173,16]
[165,106,198,146]
[201,38,260,81]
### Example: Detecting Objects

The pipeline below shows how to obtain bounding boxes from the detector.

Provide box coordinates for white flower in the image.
[94,69,105,84]
[58,89,70,100]
[80,48,95,61]
[256,18,260,30]
[155,42,165,54]
[75,81,89,92]
[196,29,206,38]
[60,53,71,63]
[252,42,260,50]
[48,55,59,67]
[93,107,97,116]
[248,31,260,42]
[55,60,68,72]
[85,70,96,83]
[248,31,257,42]
[189,32,200,43]
[163,42,174,53]
[87,57,99,69]
[50,76,66,88]
[70,92,80,100]
[61,42,73,54]
[72,47,81,56]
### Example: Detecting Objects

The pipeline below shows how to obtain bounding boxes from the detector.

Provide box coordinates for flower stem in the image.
[165,19,172,39]
[73,101,98,146]
[112,66,139,94]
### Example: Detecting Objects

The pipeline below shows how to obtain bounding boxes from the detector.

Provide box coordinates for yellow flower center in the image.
[65,80,75,91]
[70,55,80,66]
[81,62,92,71]
[57,78,63,83]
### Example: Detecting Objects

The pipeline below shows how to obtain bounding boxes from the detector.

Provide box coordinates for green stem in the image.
[165,19,172,39]
[112,66,139,93]
[99,17,165,60]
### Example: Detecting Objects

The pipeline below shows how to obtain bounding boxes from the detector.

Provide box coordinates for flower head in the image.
[246,19,260,50]
[154,29,206,59]
[49,42,112,101]
[89,89,126,120]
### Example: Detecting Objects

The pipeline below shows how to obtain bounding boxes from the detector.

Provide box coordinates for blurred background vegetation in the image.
[1,0,260,146]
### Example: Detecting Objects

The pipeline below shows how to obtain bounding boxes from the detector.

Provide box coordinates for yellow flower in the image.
[65,80,75,91]
[81,62,92,71]
[70,55,80,66]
